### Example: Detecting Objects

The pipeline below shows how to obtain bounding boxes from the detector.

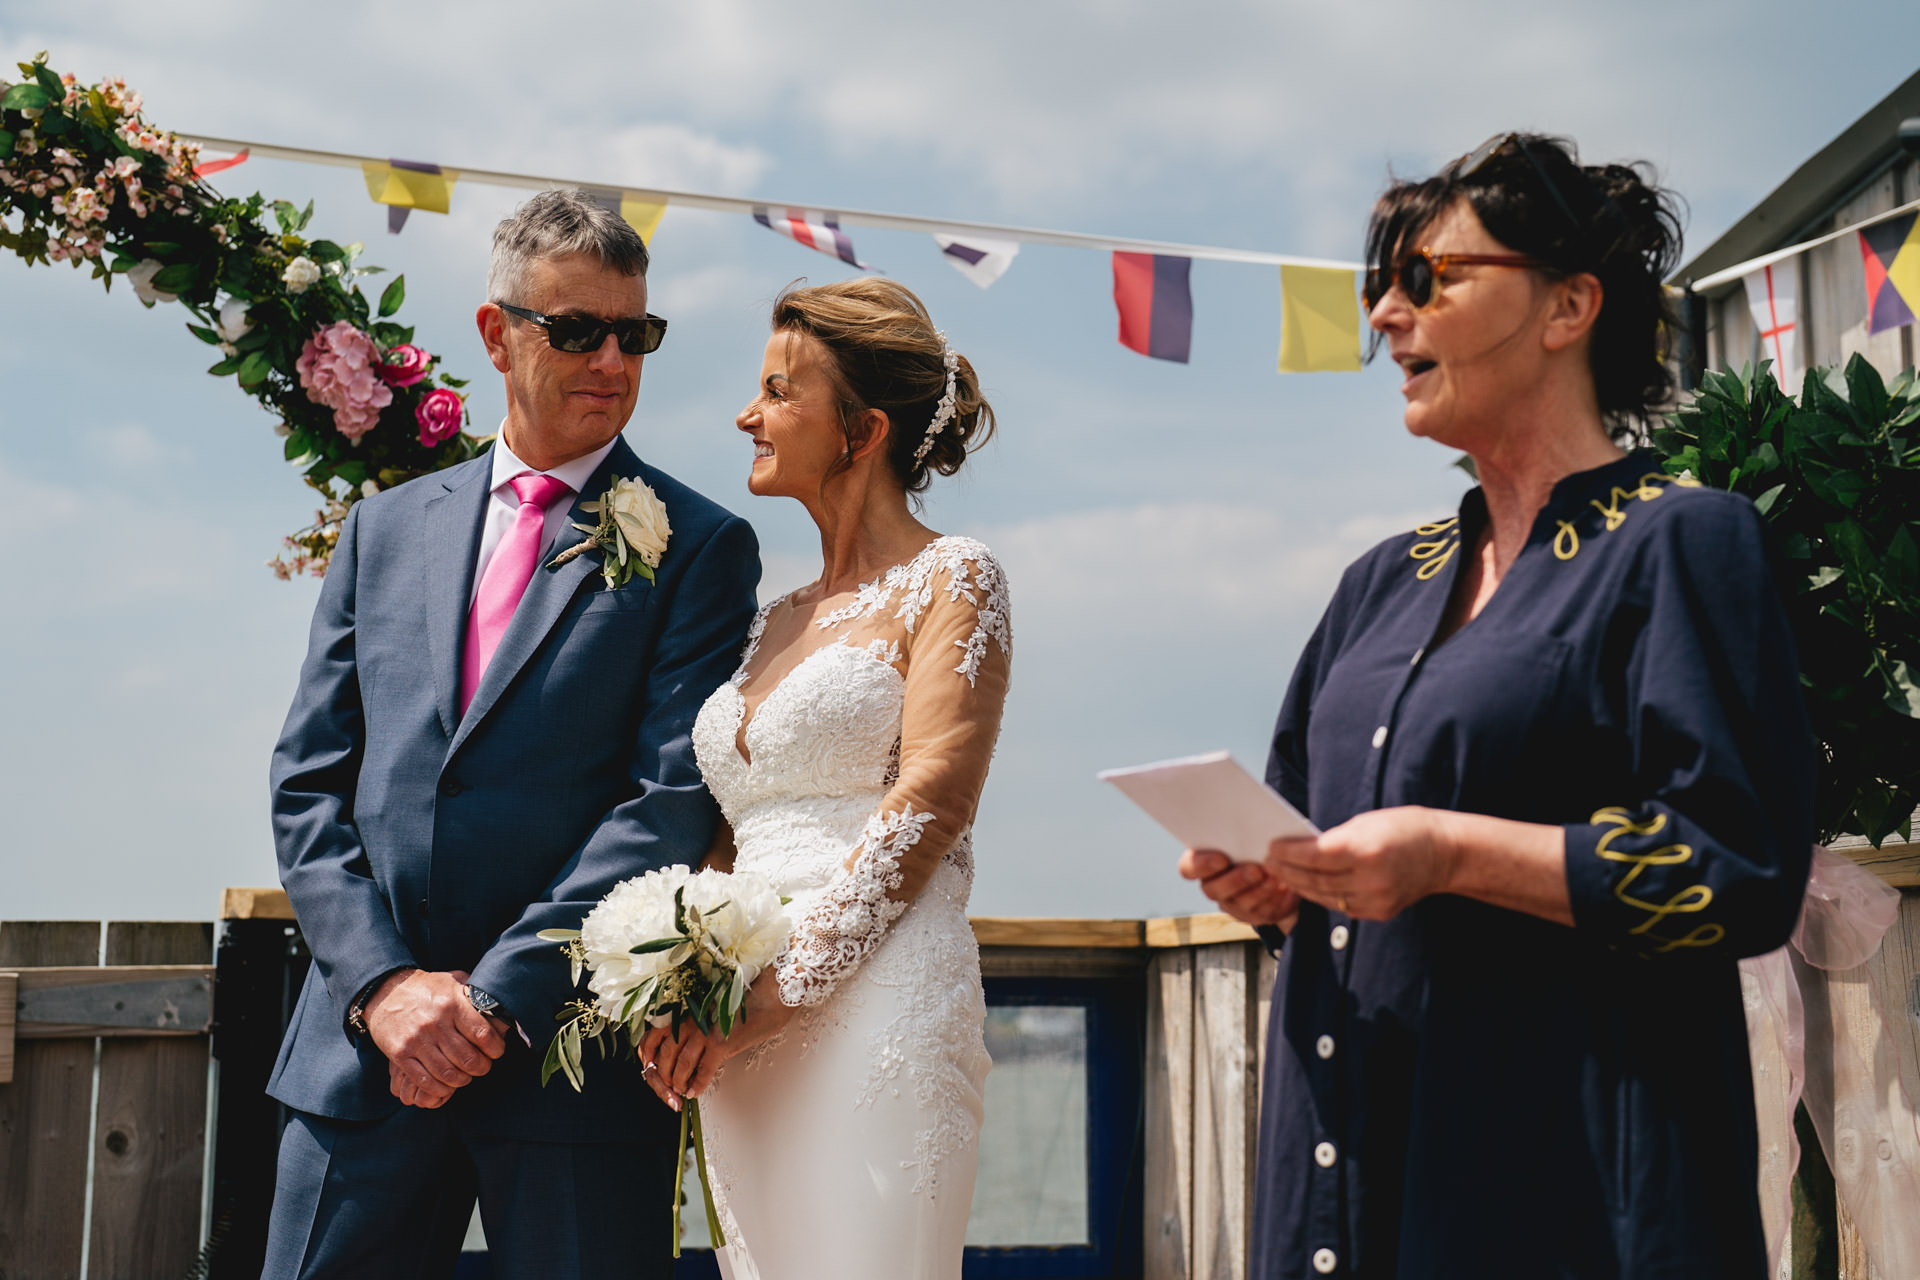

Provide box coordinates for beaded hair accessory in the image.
[912,330,961,465]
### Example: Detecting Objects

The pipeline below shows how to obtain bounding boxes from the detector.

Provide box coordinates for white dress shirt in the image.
[469,425,621,606]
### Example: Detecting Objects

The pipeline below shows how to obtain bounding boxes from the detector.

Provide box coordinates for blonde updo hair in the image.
[770,278,994,495]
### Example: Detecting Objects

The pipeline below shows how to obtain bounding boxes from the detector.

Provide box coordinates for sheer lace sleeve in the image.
[774,541,1012,1007]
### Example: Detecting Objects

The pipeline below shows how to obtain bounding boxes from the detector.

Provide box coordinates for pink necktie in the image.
[461,473,574,714]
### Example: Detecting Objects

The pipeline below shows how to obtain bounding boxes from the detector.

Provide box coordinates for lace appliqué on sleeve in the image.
[775,804,935,1007]
[813,536,1012,687]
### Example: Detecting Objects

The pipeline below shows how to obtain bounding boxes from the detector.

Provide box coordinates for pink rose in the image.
[379,344,432,388]
[416,387,464,448]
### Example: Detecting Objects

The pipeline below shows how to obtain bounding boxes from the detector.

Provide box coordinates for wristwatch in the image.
[467,984,506,1021]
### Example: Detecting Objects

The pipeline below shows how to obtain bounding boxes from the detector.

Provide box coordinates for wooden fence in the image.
[2,855,1916,1280]
[0,921,215,1280]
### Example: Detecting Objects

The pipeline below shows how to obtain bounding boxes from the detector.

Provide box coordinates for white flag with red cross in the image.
[1742,260,1802,394]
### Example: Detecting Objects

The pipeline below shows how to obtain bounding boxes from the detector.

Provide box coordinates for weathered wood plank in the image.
[970,918,1145,948]
[0,972,15,1085]
[89,923,214,1280]
[1191,942,1257,1280]
[219,887,295,921]
[1145,949,1194,1280]
[1827,836,1920,891]
[0,921,100,1280]
[1145,915,1261,948]
[13,965,216,1038]
[1254,947,1277,1115]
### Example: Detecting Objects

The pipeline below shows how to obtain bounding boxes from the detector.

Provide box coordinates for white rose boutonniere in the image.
[549,475,671,589]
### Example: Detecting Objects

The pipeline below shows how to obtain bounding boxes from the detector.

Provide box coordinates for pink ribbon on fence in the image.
[1741,846,1920,1277]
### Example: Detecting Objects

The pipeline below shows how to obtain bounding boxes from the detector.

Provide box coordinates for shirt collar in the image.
[488,421,622,498]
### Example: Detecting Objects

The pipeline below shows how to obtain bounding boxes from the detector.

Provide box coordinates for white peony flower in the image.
[126,258,177,305]
[272,422,293,437]
[361,480,381,498]
[216,298,253,343]
[281,256,321,293]
[578,864,694,1021]
[681,867,788,982]
[605,476,671,568]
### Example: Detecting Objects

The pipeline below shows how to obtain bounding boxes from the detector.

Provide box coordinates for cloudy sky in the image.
[2,1,1915,923]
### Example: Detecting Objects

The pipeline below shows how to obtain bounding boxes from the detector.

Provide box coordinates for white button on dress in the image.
[1313,1246,1338,1273]
[1329,924,1350,950]
[1316,1034,1336,1059]
[1371,725,1388,748]
[1315,1140,1338,1167]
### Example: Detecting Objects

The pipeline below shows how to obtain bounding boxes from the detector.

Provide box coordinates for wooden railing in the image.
[2,846,1915,1280]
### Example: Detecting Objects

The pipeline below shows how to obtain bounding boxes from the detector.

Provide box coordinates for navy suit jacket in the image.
[266,436,759,1142]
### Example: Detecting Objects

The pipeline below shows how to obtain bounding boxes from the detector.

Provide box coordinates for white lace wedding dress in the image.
[690,536,1013,1280]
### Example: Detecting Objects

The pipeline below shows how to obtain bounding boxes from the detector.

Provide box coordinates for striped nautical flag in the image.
[932,233,1020,288]
[1860,211,1920,335]
[754,207,870,269]
[362,158,458,234]
[1112,252,1192,363]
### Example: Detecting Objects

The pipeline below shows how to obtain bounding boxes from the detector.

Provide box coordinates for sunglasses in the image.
[1364,246,1543,310]
[501,303,668,355]
[1455,132,1584,232]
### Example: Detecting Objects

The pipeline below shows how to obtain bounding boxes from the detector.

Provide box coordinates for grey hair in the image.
[486,188,650,304]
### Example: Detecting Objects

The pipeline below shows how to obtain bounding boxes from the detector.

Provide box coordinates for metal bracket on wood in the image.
[10,965,215,1040]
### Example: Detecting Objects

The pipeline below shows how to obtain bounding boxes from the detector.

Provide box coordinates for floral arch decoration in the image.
[0,54,482,577]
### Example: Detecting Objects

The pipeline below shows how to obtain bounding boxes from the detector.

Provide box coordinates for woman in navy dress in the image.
[1183,134,1815,1278]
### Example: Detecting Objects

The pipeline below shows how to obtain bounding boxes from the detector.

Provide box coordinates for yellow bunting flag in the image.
[362,159,458,233]
[361,160,458,213]
[1277,264,1362,373]
[586,190,668,244]
[619,195,667,245]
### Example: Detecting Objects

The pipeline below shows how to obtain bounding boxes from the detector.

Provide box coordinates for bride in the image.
[641,278,1012,1278]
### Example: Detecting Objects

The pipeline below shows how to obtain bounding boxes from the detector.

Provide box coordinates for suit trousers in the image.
[262,1104,681,1279]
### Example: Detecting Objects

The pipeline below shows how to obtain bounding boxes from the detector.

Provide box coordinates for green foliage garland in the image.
[1655,357,1920,846]
[0,53,483,576]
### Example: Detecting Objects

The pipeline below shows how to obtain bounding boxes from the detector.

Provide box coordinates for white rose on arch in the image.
[125,258,177,305]
[282,256,321,293]
[216,298,253,343]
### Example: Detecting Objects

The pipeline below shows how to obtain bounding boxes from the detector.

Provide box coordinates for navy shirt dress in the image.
[1252,453,1816,1279]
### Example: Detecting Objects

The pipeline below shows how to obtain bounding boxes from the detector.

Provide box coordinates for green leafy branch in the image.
[1654,356,1920,845]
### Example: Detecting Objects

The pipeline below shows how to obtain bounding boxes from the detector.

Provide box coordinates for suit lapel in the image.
[423,455,495,739]
[448,438,640,757]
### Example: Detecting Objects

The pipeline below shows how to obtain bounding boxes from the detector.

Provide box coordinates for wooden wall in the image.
[1703,153,1919,383]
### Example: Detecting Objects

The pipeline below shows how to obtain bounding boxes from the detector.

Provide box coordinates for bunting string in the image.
[176,130,1367,369]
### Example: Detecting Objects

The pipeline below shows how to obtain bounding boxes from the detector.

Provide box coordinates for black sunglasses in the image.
[501,303,668,355]
[1364,246,1544,311]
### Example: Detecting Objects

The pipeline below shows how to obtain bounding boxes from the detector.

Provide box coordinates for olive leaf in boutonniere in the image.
[548,476,671,589]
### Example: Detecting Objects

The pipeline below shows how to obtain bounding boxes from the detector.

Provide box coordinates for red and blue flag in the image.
[1112,252,1192,362]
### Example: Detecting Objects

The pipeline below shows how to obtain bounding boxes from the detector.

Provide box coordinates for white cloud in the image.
[93,422,167,468]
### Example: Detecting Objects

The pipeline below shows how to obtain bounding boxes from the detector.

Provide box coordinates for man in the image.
[263,189,760,1277]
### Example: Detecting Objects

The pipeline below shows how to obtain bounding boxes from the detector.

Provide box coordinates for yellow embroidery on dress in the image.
[1408,517,1460,582]
[1555,472,1697,562]
[1588,806,1723,950]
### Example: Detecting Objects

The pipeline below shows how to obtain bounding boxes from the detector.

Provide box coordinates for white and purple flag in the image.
[932,233,1020,288]
[753,206,871,269]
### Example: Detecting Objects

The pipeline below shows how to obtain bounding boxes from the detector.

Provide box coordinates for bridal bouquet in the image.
[537,864,789,1254]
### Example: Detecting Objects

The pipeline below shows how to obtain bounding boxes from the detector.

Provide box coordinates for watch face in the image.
[468,987,500,1015]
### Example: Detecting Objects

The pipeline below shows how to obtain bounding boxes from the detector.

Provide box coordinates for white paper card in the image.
[1099,750,1318,864]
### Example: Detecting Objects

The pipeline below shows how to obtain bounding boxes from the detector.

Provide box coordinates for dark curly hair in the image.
[769,278,994,496]
[1365,133,1686,436]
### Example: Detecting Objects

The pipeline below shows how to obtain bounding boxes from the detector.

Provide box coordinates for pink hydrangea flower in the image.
[379,344,432,388]
[415,387,465,448]
[296,321,393,442]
